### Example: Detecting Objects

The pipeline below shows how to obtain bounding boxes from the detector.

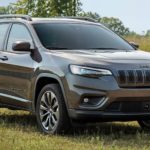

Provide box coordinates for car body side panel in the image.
[0,51,36,109]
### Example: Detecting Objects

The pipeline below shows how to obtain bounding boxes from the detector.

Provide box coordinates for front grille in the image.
[117,70,150,87]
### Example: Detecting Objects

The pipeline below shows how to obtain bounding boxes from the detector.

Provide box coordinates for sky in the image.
[0,0,150,34]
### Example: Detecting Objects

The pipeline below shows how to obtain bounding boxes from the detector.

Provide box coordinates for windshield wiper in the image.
[46,46,69,50]
[46,47,125,50]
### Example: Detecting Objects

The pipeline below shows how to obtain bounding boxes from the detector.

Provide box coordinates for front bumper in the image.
[69,109,150,121]
[64,74,150,121]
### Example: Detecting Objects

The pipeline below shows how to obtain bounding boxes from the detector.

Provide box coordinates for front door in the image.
[0,23,36,110]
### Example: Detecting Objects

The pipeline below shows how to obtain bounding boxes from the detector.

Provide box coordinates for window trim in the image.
[5,22,35,53]
[0,23,11,51]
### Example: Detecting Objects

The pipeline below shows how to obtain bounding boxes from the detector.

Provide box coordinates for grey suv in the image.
[0,15,150,134]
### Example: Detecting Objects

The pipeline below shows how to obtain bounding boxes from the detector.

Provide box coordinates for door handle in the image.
[0,56,8,61]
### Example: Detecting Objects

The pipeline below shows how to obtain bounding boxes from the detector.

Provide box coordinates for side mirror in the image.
[130,42,139,49]
[12,41,31,52]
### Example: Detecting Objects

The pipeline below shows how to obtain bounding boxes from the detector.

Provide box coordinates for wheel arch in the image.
[33,73,68,112]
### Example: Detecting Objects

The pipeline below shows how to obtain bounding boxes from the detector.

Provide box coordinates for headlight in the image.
[70,65,112,78]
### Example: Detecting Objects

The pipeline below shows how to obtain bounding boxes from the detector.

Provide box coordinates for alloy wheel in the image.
[39,91,59,131]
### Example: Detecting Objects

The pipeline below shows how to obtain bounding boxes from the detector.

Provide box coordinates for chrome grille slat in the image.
[127,70,135,83]
[125,70,129,84]
[117,69,150,87]
[118,70,126,84]
[145,70,150,83]
[136,70,143,83]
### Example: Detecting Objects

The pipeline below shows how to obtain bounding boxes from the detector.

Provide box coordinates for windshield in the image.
[33,23,134,50]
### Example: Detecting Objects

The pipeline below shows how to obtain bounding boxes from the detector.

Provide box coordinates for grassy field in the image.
[1,36,150,150]
[126,36,150,51]
[0,109,150,150]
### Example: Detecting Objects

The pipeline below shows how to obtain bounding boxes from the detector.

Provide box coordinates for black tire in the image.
[36,84,71,134]
[138,120,150,130]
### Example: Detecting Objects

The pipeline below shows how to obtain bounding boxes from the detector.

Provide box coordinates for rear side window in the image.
[7,24,34,51]
[0,24,9,50]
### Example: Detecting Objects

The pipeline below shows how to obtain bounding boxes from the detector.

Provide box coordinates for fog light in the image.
[80,96,107,109]
[83,98,89,103]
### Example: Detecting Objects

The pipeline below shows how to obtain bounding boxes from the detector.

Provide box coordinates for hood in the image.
[92,50,150,60]
[49,49,150,70]
[52,49,150,61]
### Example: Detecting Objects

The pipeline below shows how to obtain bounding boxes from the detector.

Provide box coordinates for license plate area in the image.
[121,102,150,113]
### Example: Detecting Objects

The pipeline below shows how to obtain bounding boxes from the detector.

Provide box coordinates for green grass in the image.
[0,109,150,150]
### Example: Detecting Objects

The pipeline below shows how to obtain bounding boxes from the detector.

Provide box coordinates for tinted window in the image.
[7,24,33,51]
[0,24,9,50]
[33,23,134,50]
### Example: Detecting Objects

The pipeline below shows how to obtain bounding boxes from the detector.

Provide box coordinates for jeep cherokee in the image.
[0,15,150,134]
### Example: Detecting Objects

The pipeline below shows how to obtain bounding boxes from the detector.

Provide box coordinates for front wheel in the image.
[36,84,71,134]
[138,120,150,130]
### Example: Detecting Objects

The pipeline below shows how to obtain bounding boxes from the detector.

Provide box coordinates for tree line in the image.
[0,0,147,36]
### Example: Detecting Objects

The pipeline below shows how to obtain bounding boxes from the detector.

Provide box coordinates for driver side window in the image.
[7,24,34,51]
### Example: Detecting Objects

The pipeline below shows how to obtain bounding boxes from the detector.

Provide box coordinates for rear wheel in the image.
[36,84,71,134]
[138,120,150,130]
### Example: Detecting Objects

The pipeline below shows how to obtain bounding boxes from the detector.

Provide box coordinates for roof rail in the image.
[0,15,97,23]
[0,14,32,21]
[56,16,98,23]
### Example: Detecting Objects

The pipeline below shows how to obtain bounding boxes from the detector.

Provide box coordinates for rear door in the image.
[0,23,36,110]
